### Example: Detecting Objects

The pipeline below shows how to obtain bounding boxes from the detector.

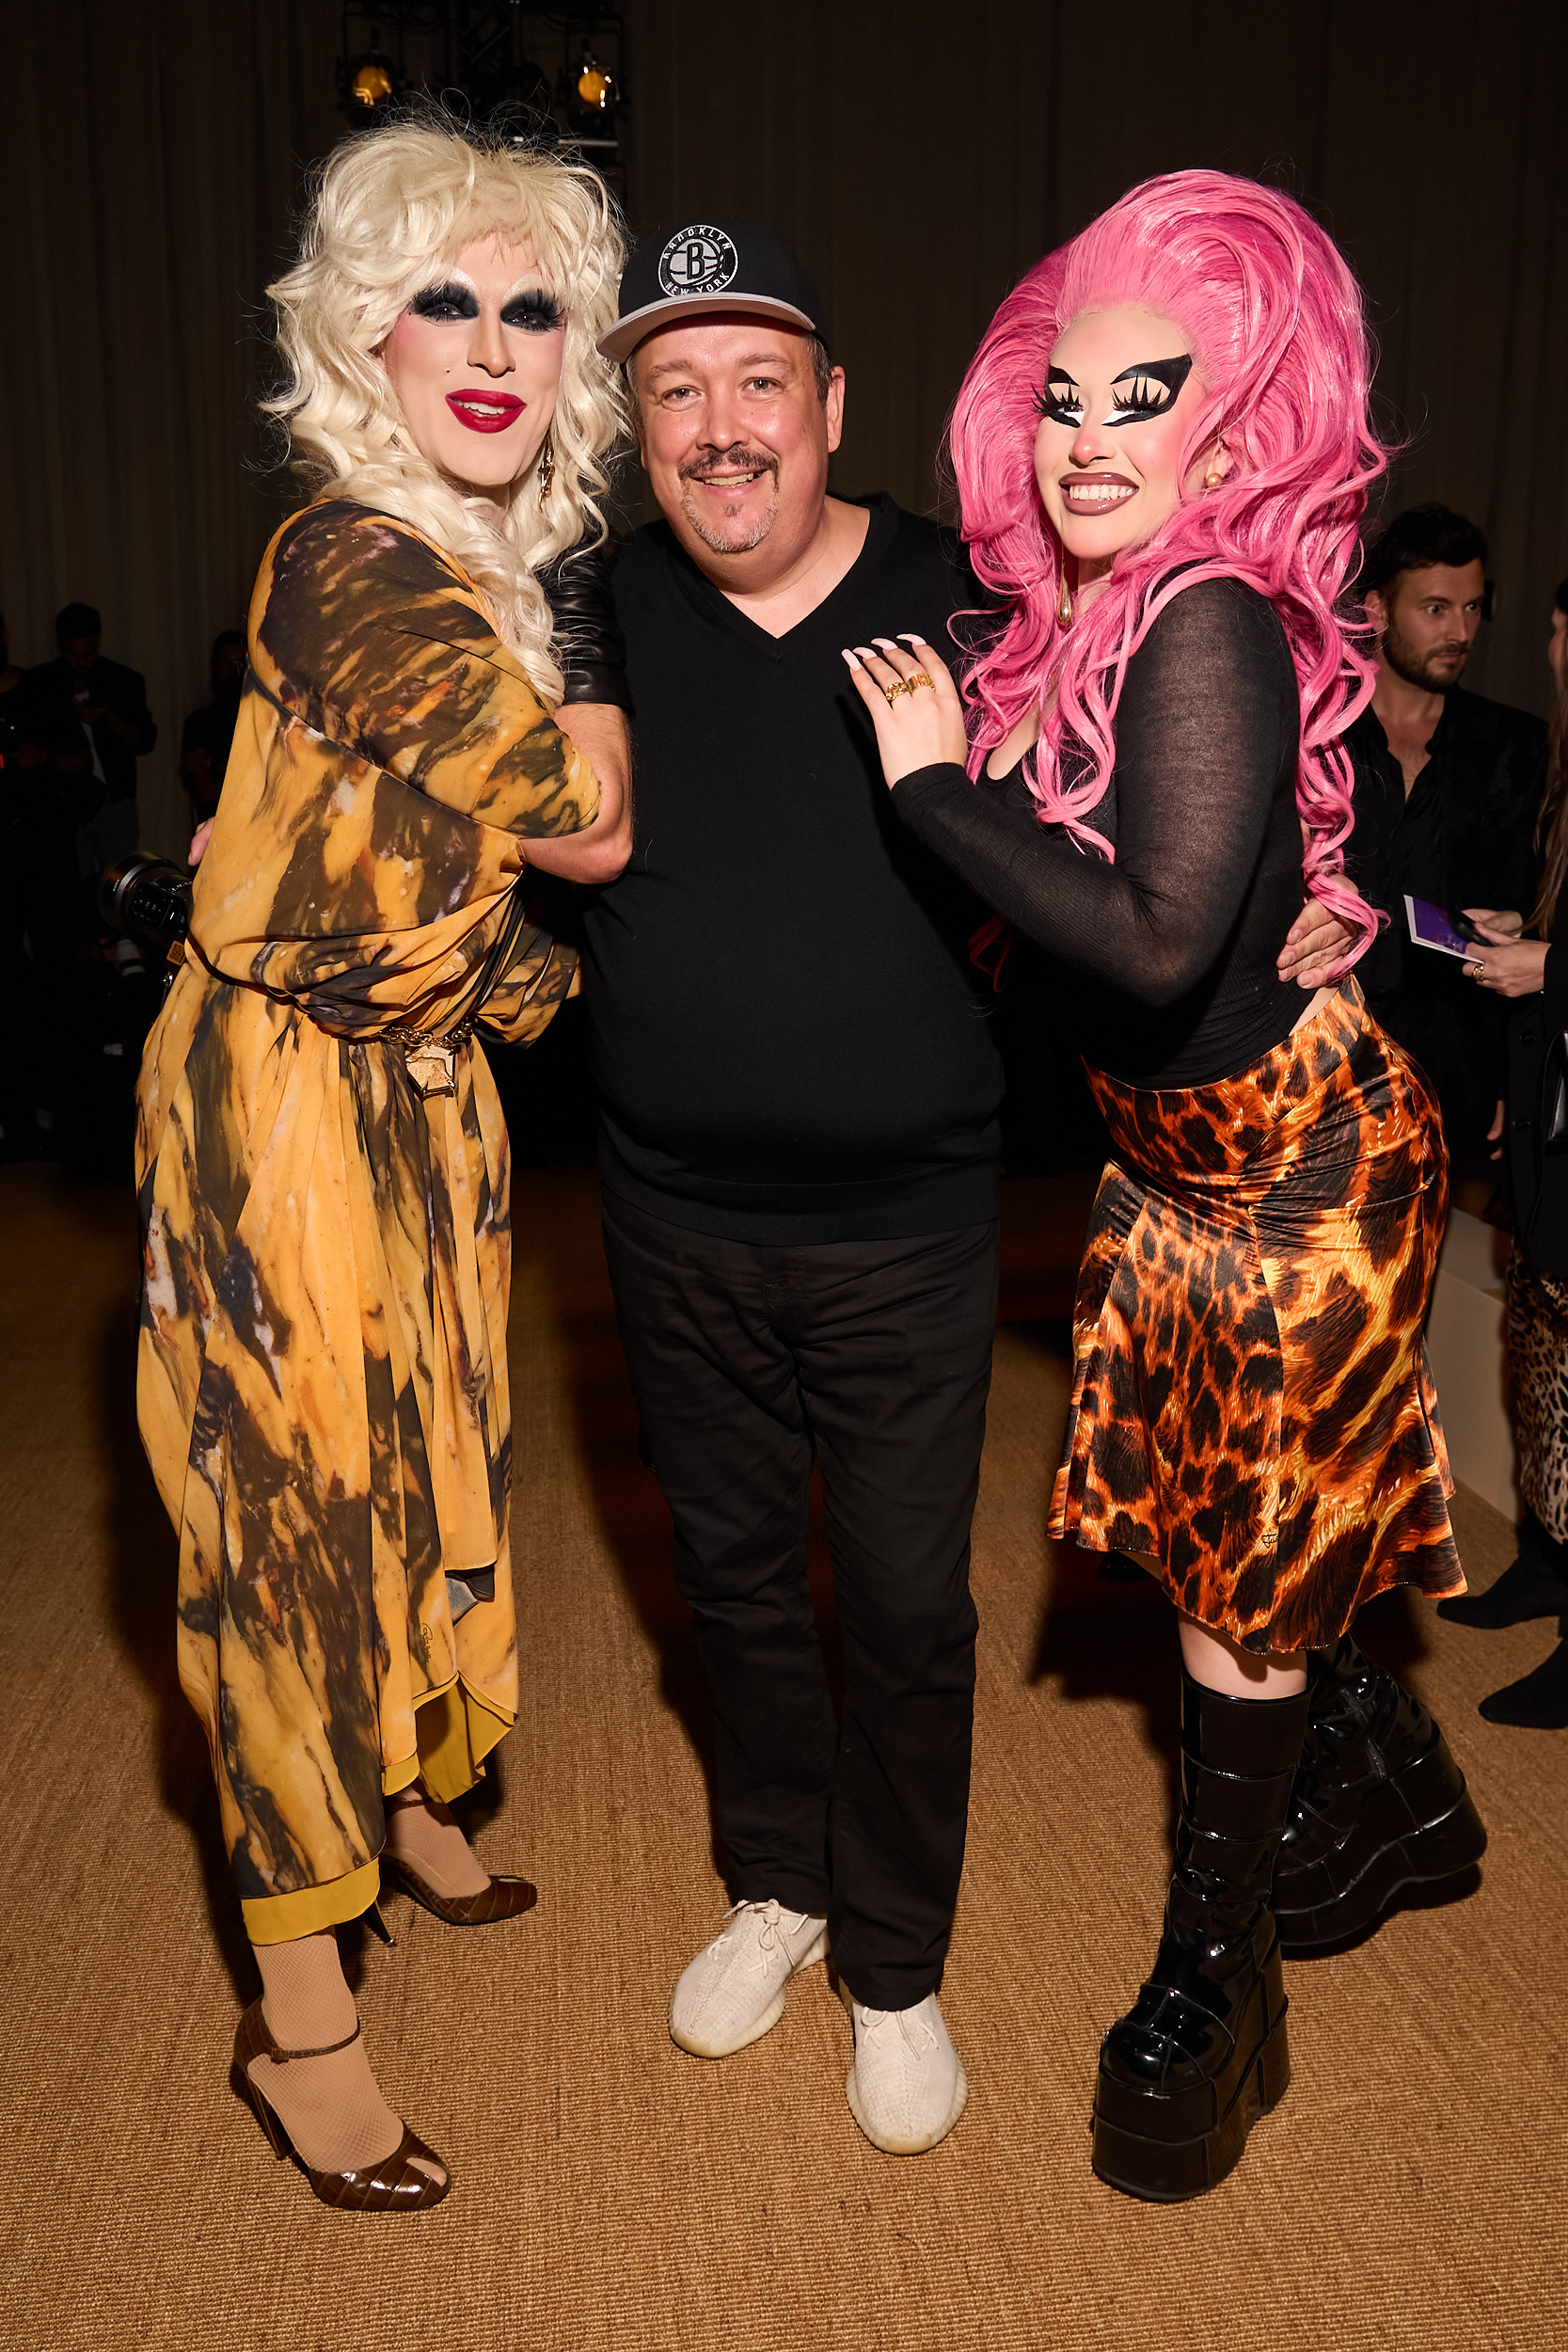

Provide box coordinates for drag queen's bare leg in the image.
[1179,1617,1307,1696]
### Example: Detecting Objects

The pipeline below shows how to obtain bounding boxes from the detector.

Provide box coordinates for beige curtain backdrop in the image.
[1,2,1564,860]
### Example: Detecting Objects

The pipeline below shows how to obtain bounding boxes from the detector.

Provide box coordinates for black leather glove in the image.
[536,532,631,711]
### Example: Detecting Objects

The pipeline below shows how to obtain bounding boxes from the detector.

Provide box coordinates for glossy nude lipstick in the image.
[1060,473,1138,513]
[445,389,526,434]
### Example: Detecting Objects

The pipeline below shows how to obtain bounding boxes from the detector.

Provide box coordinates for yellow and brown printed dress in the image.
[135,500,597,1943]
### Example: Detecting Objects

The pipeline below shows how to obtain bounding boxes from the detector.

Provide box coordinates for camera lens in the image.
[96,856,193,953]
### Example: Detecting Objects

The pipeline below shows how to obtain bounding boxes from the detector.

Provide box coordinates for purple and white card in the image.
[1403,896,1476,960]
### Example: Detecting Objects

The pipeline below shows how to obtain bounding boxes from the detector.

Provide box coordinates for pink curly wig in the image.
[950,168,1386,955]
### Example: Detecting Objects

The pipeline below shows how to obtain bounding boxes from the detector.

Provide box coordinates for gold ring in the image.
[884,679,910,703]
[907,671,934,692]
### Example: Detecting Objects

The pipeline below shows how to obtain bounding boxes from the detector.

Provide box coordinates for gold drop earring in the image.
[536,429,556,510]
[1056,571,1073,627]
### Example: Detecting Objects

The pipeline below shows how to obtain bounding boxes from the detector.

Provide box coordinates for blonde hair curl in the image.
[265,118,628,702]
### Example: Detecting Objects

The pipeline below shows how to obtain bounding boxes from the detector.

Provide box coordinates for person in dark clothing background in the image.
[0,611,24,751]
[0,612,46,1157]
[179,628,246,833]
[1439,572,1568,1726]
[12,603,158,1157]
[1346,504,1546,1172]
[22,599,157,877]
[580,215,1354,2158]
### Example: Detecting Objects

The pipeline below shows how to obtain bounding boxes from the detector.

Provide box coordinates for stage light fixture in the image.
[338,34,406,124]
[333,8,626,171]
[352,56,395,106]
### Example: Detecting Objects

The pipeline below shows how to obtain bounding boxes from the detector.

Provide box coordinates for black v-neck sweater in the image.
[578,495,1004,1243]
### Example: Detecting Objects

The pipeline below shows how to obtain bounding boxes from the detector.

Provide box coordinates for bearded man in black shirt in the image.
[1346,504,1547,1168]
[580,218,1348,2153]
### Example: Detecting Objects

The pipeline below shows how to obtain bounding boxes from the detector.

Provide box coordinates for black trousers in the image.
[600,1190,997,2010]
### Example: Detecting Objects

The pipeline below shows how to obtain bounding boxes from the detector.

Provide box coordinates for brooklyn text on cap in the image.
[597,215,827,362]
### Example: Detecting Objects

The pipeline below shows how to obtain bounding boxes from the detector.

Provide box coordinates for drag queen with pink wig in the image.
[847,170,1485,2201]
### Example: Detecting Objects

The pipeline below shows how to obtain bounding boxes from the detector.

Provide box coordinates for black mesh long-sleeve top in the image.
[890,575,1308,1089]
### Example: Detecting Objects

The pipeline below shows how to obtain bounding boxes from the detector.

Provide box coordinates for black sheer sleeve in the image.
[892,576,1299,1009]
[536,532,632,710]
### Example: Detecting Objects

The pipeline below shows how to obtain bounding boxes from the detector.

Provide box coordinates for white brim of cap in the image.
[597,292,818,362]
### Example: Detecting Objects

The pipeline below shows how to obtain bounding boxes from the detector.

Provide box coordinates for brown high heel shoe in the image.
[382,1788,538,1926]
[381,1851,538,1926]
[231,1999,451,2213]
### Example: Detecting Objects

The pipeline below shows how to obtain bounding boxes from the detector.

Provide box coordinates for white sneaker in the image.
[669,1898,830,2058]
[843,1987,968,2153]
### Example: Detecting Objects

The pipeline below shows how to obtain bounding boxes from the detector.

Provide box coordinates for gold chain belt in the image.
[378,1017,477,1100]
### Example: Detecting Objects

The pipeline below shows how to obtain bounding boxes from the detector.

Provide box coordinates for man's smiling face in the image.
[631,315,842,568]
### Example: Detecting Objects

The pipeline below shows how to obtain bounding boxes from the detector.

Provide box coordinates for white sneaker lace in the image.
[706,1898,811,1976]
[856,2001,939,2053]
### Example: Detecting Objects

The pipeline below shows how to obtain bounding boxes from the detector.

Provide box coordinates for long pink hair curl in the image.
[949,168,1386,957]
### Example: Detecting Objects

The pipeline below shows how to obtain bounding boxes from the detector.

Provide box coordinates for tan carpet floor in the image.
[2,1161,1565,2351]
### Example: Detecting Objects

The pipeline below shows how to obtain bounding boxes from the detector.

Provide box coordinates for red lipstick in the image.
[445,389,526,434]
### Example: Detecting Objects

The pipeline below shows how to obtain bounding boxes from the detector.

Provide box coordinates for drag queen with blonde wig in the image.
[135,119,631,2212]
[849,169,1484,2201]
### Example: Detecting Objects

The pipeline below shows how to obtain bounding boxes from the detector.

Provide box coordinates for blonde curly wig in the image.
[265,119,628,702]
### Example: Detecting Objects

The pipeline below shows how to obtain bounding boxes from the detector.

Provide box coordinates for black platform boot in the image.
[1091,1671,1308,2203]
[1271,1635,1486,1954]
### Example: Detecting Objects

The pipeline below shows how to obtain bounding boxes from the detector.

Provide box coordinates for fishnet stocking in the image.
[387,1784,492,1898]
[248,1931,444,2184]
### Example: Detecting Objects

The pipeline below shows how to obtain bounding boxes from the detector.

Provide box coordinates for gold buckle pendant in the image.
[381,1017,475,1100]
[403,1038,457,1098]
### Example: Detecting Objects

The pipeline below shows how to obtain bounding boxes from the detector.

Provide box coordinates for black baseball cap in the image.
[598,214,828,362]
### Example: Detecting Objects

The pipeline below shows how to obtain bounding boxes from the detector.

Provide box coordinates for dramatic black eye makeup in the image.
[407,283,562,332]
[499,286,562,333]
[1035,374,1085,429]
[1105,353,1193,426]
[409,282,479,323]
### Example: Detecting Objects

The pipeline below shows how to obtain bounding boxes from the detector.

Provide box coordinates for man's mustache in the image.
[680,444,780,485]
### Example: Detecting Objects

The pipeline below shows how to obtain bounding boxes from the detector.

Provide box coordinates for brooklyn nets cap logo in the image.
[657,223,739,299]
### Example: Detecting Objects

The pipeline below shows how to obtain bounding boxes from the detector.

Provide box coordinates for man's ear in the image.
[824,365,847,457]
[1364,586,1387,641]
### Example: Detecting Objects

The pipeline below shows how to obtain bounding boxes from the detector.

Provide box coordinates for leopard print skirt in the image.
[1050,981,1465,1652]
[1505,1252,1568,1545]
